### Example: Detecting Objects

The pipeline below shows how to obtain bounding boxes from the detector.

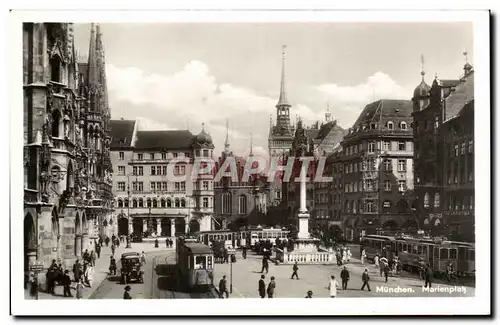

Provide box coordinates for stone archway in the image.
[189,219,200,234]
[118,215,129,236]
[382,220,399,231]
[51,207,60,260]
[24,213,36,272]
[75,212,82,257]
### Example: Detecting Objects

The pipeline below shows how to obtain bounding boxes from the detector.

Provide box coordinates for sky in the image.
[73,22,473,157]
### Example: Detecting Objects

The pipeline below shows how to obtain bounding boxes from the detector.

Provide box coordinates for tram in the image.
[431,241,475,277]
[359,235,395,263]
[176,237,215,291]
[243,227,290,248]
[197,230,241,249]
[395,236,436,272]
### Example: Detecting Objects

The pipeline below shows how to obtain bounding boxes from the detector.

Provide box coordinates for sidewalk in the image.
[25,241,174,300]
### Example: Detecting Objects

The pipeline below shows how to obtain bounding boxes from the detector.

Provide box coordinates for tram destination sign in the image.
[29,260,44,272]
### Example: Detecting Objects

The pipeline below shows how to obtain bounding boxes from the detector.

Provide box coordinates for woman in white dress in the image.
[361,249,366,264]
[327,275,339,298]
[374,255,380,269]
[85,265,94,288]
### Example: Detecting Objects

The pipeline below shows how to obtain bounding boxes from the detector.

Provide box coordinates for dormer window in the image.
[400,121,407,130]
[387,121,394,130]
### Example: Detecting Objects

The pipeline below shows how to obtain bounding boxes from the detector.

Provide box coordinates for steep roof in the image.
[134,130,194,150]
[110,119,136,149]
[352,99,413,128]
[315,120,346,140]
[444,71,474,121]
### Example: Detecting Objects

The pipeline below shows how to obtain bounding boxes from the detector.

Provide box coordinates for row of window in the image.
[116,181,190,192]
[117,165,187,176]
[344,159,408,174]
[344,140,408,156]
[221,193,248,215]
[343,200,377,213]
[118,152,190,161]
[344,180,407,193]
[451,140,474,157]
[423,193,475,211]
[116,197,212,209]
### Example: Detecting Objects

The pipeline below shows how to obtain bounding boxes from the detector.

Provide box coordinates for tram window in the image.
[207,256,213,268]
[195,256,206,269]
[440,249,449,259]
[450,249,457,259]
[458,247,466,259]
[434,247,439,257]
[468,250,475,261]
[417,246,422,255]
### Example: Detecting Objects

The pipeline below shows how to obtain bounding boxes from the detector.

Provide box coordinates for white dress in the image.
[328,280,339,297]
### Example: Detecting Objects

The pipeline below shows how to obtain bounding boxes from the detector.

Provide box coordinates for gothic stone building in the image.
[23,23,113,282]
[110,120,215,237]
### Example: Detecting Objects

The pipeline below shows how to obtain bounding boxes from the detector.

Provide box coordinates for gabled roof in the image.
[315,120,346,141]
[134,130,194,151]
[110,119,136,149]
[444,71,474,121]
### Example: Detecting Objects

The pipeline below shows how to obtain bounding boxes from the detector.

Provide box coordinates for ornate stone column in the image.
[170,219,175,237]
[156,218,162,236]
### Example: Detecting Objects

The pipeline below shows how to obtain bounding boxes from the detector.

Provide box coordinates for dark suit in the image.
[340,269,350,290]
[258,279,266,298]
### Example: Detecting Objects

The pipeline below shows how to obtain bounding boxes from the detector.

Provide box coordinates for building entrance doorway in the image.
[118,216,129,236]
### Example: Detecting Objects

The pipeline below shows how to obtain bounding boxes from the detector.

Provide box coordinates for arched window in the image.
[239,195,247,214]
[400,121,407,130]
[51,110,61,137]
[147,198,151,208]
[181,198,186,208]
[138,198,144,208]
[152,198,157,208]
[423,192,430,208]
[50,56,61,82]
[124,198,129,208]
[175,198,180,208]
[434,193,440,208]
[132,199,137,208]
[160,198,166,208]
[344,200,349,211]
[387,121,394,130]
[167,198,172,208]
[117,199,123,208]
[222,192,232,214]
[352,200,357,213]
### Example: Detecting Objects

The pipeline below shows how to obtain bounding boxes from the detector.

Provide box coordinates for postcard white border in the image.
[9,9,490,316]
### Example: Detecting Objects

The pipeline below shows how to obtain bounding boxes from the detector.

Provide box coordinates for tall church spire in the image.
[276,45,290,107]
[249,132,254,157]
[224,119,230,152]
[87,23,98,90]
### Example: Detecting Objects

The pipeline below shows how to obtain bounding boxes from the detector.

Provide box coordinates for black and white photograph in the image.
[9,8,491,316]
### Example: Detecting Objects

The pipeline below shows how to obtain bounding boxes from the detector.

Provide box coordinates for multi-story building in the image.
[268,46,295,207]
[341,99,415,240]
[412,58,474,241]
[23,23,113,277]
[110,120,215,237]
[214,123,268,229]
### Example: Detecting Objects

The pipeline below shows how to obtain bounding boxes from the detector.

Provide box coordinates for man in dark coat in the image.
[258,275,266,298]
[62,270,72,297]
[360,269,371,291]
[123,285,132,299]
[261,256,269,273]
[290,261,299,280]
[95,243,101,259]
[72,259,82,282]
[340,266,350,290]
[218,275,229,298]
[83,249,90,263]
[384,263,390,283]
[424,264,434,288]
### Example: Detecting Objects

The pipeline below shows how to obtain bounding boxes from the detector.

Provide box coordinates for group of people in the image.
[335,246,352,266]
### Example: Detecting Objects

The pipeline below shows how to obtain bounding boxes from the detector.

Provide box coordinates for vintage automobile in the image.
[120,255,144,284]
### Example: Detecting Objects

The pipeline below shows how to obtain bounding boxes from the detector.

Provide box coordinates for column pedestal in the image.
[156,218,162,236]
[170,219,176,237]
[75,235,82,258]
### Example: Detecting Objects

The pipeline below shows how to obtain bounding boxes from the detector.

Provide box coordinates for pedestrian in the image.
[261,256,269,273]
[83,249,90,263]
[105,236,110,247]
[62,270,72,297]
[384,263,390,283]
[95,244,101,259]
[166,238,169,248]
[29,273,38,299]
[305,290,313,298]
[380,261,385,277]
[258,275,266,298]
[267,276,276,298]
[340,266,350,290]
[223,248,229,264]
[218,275,229,298]
[155,238,159,248]
[109,255,117,275]
[111,243,115,256]
[90,250,96,267]
[140,251,146,265]
[424,264,434,288]
[374,255,380,269]
[72,259,82,283]
[328,275,339,298]
[123,285,132,299]
[242,246,247,259]
[347,248,352,262]
[361,249,366,265]
[342,248,347,264]
[290,261,299,280]
[361,268,371,291]
[85,263,94,288]
[76,278,84,299]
